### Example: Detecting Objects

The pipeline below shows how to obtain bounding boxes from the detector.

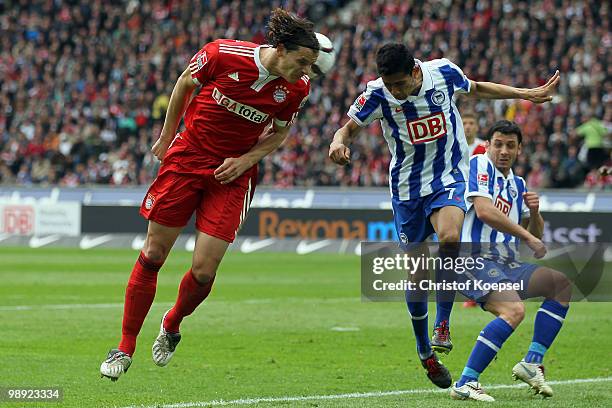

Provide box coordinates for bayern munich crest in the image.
[273,85,288,103]
[145,194,155,210]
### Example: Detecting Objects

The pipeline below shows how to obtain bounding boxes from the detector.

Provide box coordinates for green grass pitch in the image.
[1,248,611,407]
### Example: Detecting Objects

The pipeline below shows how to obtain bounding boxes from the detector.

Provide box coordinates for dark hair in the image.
[376,43,415,76]
[266,8,318,51]
[487,120,522,144]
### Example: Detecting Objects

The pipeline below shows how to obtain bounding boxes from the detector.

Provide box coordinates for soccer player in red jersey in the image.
[463,112,487,156]
[100,9,319,381]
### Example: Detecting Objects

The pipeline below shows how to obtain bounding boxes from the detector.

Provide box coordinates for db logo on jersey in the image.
[495,196,511,216]
[407,112,447,144]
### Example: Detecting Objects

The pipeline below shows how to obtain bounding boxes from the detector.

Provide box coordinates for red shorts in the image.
[140,134,257,243]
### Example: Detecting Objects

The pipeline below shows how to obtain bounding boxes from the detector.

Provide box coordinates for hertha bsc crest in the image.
[431,90,445,106]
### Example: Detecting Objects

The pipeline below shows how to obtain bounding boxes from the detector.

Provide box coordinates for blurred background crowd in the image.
[1,0,610,189]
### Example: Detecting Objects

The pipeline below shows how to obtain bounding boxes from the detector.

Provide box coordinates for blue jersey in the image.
[462,154,530,243]
[347,58,471,201]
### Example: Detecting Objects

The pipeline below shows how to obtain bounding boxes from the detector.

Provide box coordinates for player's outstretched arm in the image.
[329,119,362,165]
[467,70,560,104]
[472,197,546,258]
[152,67,198,161]
[214,124,290,185]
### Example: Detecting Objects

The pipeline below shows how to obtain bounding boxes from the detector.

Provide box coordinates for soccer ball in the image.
[311,32,336,79]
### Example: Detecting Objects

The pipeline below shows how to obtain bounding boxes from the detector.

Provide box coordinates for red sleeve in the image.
[189,42,219,86]
[472,143,487,155]
[274,80,310,128]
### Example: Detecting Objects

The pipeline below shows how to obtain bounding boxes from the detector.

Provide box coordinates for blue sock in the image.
[434,263,453,328]
[405,291,431,359]
[435,300,453,328]
[457,318,514,387]
[525,300,569,364]
[435,244,457,327]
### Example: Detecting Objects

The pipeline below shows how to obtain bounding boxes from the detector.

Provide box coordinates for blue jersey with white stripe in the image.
[347,58,471,200]
[462,154,530,243]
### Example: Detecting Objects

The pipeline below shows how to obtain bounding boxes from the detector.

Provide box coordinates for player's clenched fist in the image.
[522,192,540,213]
[526,236,546,259]
[151,137,172,161]
[329,141,351,165]
[214,157,252,184]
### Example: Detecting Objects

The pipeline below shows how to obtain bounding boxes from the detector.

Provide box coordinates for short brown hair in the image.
[462,111,477,120]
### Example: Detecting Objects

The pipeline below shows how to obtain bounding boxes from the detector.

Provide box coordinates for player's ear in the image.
[276,43,287,57]
[411,64,421,79]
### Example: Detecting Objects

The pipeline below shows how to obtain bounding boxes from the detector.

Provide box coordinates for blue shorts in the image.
[392,181,467,245]
[455,256,539,302]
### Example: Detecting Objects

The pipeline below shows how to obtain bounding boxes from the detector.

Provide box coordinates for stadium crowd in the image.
[1,0,610,189]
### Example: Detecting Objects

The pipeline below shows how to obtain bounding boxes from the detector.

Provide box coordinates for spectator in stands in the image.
[0,0,609,189]
[576,111,609,170]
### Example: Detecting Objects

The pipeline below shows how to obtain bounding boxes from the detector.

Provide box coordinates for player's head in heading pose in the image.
[265,8,319,83]
[485,120,523,176]
[375,43,421,100]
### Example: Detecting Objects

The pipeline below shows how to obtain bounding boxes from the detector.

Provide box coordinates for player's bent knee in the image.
[191,255,223,283]
[488,299,525,328]
[191,265,217,284]
[437,230,460,243]
[500,302,525,327]
[143,239,173,263]
[550,269,572,304]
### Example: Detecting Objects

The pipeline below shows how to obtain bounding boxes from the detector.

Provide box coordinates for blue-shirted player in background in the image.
[450,120,571,402]
[329,43,560,388]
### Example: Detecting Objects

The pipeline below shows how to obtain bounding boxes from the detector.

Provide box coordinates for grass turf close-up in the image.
[1,248,611,407]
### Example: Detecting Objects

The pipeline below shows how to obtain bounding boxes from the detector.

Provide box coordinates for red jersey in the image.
[184,39,310,160]
[469,138,487,155]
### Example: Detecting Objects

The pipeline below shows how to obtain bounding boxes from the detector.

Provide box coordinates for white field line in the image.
[117,376,612,408]
[0,297,356,312]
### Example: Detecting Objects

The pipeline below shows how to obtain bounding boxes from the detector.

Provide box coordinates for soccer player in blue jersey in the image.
[329,43,560,388]
[449,120,571,401]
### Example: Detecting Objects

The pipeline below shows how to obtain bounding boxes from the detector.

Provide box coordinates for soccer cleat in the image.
[431,320,453,354]
[421,352,452,389]
[152,310,182,367]
[450,381,495,402]
[512,360,553,397]
[100,349,132,382]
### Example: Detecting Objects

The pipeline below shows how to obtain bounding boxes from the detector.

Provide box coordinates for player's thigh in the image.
[140,170,203,229]
[525,266,572,303]
[196,175,255,244]
[191,230,231,283]
[483,290,525,328]
[142,221,183,262]
[430,205,464,242]
[428,182,466,243]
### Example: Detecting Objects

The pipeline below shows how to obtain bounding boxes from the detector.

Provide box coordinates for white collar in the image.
[252,45,279,92]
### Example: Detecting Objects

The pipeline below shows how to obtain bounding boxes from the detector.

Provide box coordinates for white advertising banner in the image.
[0,202,81,236]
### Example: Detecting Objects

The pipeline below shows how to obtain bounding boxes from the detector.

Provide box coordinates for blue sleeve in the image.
[347,82,383,126]
[439,59,470,94]
[467,155,494,200]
